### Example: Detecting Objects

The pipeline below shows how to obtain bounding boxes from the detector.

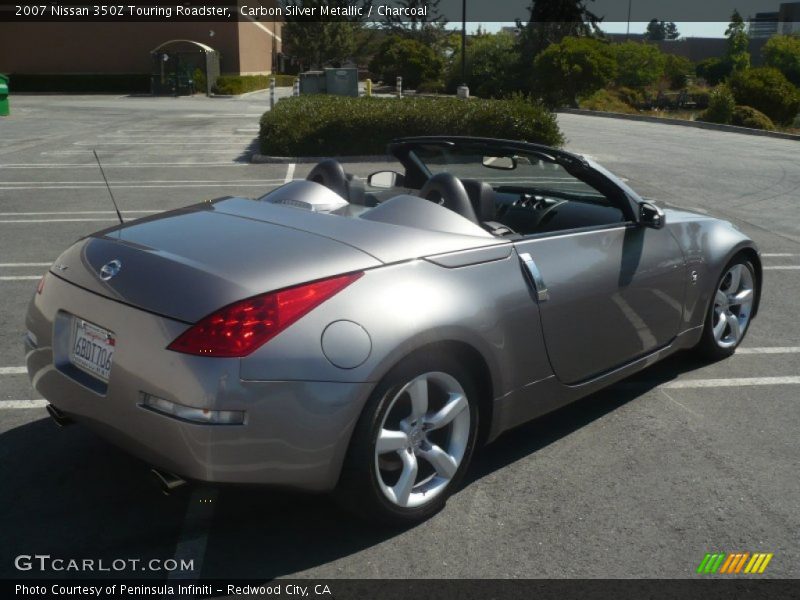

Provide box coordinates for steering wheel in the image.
[306,159,349,200]
[418,173,479,224]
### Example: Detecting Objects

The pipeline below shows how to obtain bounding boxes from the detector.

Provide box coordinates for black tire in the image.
[335,352,480,525]
[695,256,756,361]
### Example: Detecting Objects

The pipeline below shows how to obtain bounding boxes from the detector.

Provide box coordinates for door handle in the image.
[518,253,549,302]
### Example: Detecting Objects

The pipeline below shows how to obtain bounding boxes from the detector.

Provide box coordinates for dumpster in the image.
[0,74,9,116]
[299,71,326,95]
[325,68,358,97]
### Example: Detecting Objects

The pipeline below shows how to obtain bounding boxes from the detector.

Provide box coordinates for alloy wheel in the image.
[373,371,471,508]
[712,263,754,349]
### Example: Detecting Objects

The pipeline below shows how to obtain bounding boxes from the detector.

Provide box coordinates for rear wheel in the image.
[695,257,756,360]
[336,354,479,524]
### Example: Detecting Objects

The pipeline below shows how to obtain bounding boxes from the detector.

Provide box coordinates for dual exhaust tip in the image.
[47,403,188,495]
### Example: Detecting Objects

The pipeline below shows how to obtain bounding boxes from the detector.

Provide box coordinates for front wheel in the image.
[336,355,479,524]
[695,257,757,360]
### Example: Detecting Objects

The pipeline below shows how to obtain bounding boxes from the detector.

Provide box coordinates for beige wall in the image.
[236,19,281,75]
[0,20,281,75]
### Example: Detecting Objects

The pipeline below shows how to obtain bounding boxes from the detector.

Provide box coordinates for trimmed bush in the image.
[729,67,800,125]
[213,74,296,95]
[700,85,735,124]
[731,106,775,130]
[8,73,149,93]
[259,95,564,156]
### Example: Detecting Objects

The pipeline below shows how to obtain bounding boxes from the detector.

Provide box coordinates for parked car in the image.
[26,136,761,523]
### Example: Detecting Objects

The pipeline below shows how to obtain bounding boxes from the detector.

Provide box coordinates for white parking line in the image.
[0,400,47,409]
[0,276,41,280]
[0,262,51,267]
[764,266,800,270]
[0,184,280,191]
[0,211,158,217]
[0,367,27,375]
[737,347,800,354]
[3,163,249,168]
[762,253,797,257]
[662,376,800,389]
[284,163,296,184]
[0,218,119,223]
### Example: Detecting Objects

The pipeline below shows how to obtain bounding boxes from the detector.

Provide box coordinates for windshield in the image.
[409,144,606,201]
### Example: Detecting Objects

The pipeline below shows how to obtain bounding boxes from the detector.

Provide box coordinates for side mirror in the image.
[482,155,517,170]
[367,170,405,189]
[639,201,666,229]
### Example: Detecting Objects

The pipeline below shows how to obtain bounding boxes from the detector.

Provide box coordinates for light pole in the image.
[626,0,632,41]
[461,0,467,85]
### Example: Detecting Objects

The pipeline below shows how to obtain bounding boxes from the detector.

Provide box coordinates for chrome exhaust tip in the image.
[46,404,73,427]
[151,468,187,495]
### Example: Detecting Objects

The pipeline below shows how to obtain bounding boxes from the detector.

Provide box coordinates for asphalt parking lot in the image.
[1,95,798,580]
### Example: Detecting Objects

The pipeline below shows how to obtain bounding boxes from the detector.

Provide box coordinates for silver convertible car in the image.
[26,136,761,523]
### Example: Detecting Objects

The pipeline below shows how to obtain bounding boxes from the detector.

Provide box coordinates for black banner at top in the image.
[0,0,796,23]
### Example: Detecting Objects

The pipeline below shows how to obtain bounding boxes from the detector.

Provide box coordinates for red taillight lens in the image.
[167,272,363,357]
[37,274,46,295]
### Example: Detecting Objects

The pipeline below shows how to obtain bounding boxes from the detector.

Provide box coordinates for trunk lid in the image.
[51,206,382,323]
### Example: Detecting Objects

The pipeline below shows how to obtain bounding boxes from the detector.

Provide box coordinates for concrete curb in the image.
[251,154,391,164]
[558,108,800,141]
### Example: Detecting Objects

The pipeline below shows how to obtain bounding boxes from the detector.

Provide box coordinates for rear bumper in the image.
[25,274,373,491]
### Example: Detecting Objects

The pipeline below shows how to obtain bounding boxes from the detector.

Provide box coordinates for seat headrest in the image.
[460,179,496,222]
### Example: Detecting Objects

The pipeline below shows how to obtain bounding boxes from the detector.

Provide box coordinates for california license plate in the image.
[70,319,115,382]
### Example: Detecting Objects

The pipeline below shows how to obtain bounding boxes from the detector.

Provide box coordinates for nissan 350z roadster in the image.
[26,137,761,523]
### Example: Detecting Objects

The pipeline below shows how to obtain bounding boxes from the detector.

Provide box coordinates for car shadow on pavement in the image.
[0,351,716,581]
[0,415,189,579]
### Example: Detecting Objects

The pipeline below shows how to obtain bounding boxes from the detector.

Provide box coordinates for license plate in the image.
[70,319,115,382]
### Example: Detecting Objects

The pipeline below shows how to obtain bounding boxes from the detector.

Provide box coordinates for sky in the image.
[475,22,729,38]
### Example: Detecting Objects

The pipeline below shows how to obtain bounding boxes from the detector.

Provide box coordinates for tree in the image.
[368,36,444,89]
[696,57,732,86]
[729,67,800,125]
[762,34,800,86]
[533,36,617,107]
[447,32,520,98]
[645,19,665,42]
[664,54,693,89]
[516,0,604,60]
[665,22,680,40]
[614,42,666,89]
[280,1,369,69]
[725,9,750,73]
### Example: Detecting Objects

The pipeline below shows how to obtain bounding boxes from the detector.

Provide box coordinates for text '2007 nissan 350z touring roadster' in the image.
[26,137,761,523]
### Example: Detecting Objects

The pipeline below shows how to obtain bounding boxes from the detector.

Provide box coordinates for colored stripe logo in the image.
[697,552,773,574]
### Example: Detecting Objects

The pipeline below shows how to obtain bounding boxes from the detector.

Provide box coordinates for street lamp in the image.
[626,0,632,40]
[461,0,467,85]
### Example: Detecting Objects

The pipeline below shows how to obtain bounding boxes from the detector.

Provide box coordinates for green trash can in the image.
[0,74,9,116]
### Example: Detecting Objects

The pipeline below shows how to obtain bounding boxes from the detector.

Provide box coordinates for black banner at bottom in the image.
[4,579,800,599]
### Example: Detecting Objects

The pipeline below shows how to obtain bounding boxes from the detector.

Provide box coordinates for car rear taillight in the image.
[167,272,363,357]
[37,274,46,295]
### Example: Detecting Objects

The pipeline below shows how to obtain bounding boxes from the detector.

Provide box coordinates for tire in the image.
[335,353,480,525]
[695,256,757,360]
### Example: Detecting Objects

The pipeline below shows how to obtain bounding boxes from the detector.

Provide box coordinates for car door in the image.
[514,223,686,385]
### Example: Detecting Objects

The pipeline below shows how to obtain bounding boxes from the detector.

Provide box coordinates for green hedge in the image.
[731,106,775,130]
[8,73,150,93]
[259,95,563,156]
[214,74,295,95]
